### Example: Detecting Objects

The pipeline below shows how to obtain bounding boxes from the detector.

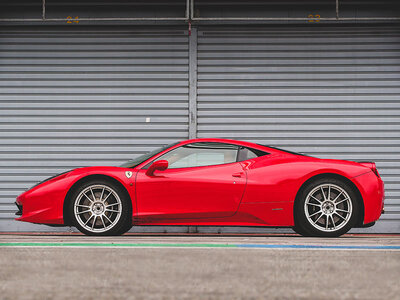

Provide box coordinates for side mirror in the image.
[146,160,168,176]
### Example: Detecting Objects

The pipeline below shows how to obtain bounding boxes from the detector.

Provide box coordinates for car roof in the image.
[178,138,301,155]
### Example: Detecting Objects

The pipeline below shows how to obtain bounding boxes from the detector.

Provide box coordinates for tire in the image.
[119,220,133,235]
[292,225,312,237]
[294,177,360,237]
[67,179,132,236]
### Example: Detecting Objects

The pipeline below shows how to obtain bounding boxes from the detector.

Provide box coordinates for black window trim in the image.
[142,142,271,170]
[142,141,242,170]
[237,146,270,162]
[257,144,307,156]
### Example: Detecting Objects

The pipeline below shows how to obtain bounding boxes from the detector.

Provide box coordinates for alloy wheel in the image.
[73,184,122,233]
[304,183,353,232]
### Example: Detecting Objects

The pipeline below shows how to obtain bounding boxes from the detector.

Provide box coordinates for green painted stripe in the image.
[0,242,237,248]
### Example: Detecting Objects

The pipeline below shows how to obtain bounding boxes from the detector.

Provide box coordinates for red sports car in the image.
[15,138,384,237]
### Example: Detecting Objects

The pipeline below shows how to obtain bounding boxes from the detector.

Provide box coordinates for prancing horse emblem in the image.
[125,171,133,179]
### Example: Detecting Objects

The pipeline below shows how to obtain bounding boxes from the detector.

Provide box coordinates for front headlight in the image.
[28,170,71,190]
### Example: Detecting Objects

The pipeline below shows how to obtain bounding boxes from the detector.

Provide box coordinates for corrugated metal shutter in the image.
[197,25,400,233]
[0,26,189,230]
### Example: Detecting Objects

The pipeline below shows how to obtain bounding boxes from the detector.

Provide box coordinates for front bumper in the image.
[15,201,22,216]
[15,173,74,225]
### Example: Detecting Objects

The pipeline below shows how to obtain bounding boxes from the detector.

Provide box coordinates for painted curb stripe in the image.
[237,244,400,250]
[0,242,236,248]
[0,242,399,250]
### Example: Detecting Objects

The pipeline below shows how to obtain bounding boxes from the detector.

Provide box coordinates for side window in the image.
[156,142,239,169]
[237,147,269,162]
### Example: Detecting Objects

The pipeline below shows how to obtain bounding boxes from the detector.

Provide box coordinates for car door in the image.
[135,142,247,221]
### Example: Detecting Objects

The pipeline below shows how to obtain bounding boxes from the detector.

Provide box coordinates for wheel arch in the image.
[63,174,132,226]
[293,173,365,227]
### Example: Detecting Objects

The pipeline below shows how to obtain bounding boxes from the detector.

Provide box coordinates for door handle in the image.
[232,172,244,178]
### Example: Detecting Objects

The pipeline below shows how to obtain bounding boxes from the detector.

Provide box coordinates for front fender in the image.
[16,167,135,225]
[16,173,77,224]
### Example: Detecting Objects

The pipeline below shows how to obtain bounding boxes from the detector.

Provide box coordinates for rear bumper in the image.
[352,171,384,224]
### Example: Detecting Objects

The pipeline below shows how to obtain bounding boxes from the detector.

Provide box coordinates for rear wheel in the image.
[295,178,359,237]
[68,180,132,236]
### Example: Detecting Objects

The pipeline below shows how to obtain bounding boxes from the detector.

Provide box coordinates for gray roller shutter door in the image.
[197,25,400,233]
[0,26,189,231]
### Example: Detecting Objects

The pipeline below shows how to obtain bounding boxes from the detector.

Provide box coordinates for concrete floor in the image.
[1,233,399,300]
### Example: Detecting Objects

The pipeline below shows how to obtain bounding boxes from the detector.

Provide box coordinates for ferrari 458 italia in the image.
[15,138,384,237]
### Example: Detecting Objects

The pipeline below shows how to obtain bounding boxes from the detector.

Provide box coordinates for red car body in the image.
[15,138,384,228]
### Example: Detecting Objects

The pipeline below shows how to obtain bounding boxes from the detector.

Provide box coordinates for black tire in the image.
[67,179,132,236]
[119,220,133,235]
[294,177,360,237]
[292,225,312,237]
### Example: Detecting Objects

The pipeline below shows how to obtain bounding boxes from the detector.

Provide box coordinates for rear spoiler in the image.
[358,162,380,178]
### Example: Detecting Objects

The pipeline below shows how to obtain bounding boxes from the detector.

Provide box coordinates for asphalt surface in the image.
[1,233,399,300]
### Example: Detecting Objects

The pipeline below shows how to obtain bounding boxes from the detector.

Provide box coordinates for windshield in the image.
[119,142,180,168]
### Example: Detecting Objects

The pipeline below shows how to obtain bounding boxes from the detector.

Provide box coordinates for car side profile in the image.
[15,138,385,237]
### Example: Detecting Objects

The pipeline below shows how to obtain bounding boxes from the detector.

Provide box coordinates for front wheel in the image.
[294,178,360,237]
[68,180,132,236]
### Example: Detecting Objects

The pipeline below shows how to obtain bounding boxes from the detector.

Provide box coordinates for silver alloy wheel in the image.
[304,184,353,232]
[74,184,122,233]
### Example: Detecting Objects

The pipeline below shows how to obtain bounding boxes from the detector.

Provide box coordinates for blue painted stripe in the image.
[237,244,400,250]
[1,242,399,250]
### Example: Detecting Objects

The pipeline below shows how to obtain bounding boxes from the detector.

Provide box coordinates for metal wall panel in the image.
[197,25,400,232]
[0,26,189,230]
[1,24,399,233]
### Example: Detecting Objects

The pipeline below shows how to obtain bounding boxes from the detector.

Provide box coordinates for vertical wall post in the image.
[188,26,198,139]
[186,0,190,20]
[336,0,339,20]
[188,25,198,234]
[42,0,46,20]
[190,0,194,19]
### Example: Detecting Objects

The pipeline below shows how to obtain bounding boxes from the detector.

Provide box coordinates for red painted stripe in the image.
[0,232,399,237]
